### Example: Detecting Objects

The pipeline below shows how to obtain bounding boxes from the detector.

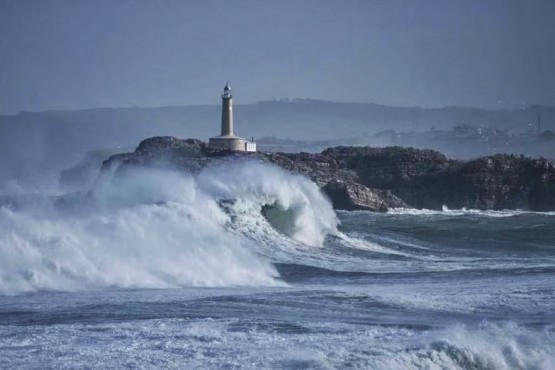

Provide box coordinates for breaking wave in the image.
[367,322,555,370]
[0,160,338,294]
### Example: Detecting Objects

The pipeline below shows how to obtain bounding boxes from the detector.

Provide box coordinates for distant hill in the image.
[1,100,554,188]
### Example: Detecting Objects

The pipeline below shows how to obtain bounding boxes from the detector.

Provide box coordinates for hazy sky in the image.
[1,0,554,114]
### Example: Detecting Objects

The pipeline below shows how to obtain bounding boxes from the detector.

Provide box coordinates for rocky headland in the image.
[99,136,555,212]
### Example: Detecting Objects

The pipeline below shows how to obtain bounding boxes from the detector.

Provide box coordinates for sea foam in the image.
[388,205,555,217]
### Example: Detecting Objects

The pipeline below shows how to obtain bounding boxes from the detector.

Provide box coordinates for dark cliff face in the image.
[321,146,452,193]
[427,155,555,211]
[320,146,555,211]
[98,136,555,212]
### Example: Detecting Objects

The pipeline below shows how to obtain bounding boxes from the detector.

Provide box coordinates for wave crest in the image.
[197,160,338,247]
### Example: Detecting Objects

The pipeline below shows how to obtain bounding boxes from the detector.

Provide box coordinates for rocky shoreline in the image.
[99,136,555,212]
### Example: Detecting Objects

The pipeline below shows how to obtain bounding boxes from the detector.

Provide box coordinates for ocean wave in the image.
[371,322,555,370]
[0,160,338,295]
[197,160,338,247]
[3,317,550,369]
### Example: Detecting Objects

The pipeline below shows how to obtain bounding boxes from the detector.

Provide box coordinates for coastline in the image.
[86,136,555,213]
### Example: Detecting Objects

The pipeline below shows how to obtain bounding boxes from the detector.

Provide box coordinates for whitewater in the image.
[0,160,554,369]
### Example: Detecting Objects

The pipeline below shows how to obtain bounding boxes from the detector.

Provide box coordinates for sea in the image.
[0,160,554,369]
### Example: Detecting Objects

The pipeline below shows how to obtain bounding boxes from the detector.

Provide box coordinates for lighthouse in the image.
[208,83,256,152]
[220,83,233,136]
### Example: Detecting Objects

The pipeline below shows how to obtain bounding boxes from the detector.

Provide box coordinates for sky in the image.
[0,0,554,114]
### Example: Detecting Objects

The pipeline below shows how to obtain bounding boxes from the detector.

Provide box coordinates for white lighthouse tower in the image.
[208,83,256,152]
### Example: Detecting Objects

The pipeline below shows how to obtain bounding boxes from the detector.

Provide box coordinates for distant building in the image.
[208,83,256,152]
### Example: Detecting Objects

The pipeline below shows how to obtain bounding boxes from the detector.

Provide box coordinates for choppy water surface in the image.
[1,162,554,369]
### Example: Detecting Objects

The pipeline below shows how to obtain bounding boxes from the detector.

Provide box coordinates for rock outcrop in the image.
[98,136,555,212]
[321,181,406,212]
